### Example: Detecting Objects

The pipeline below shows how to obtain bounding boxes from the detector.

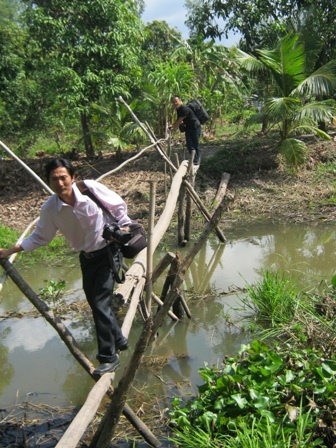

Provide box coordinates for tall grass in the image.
[0,224,18,249]
[244,269,301,325]
[0,223,72,264]
[171,407,322,447]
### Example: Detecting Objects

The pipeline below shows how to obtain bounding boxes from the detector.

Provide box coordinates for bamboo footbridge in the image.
[0,97,230,447]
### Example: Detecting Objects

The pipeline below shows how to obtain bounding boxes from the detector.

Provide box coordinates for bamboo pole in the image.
[152,292,179,321]
[114,161,189,304]
[0,258,94,372]
[88,246,194,448]
[151,252,176,284]
[0,140,54,195]
[0,217,39,292]
[88,319,157,448]
[145,181,156,315]
[184,151,195,243]
[151,195,227,338]
[177,182,186,246]
[0,258,160,448]
[55,374,113,448]
[0,141,54,289]
[159,253,191,319]
[121,276,146,338]
[183,177,226,242]
[97,140,166,181]
[211,172,231,211]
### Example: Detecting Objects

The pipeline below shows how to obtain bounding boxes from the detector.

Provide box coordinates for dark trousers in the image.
[79,246,124,363]
[185,126,201,162]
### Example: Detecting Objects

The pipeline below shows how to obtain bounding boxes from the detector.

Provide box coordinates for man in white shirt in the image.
[0,158,131,375]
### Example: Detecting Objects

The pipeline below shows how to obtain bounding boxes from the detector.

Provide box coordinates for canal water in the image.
[0,221,335,418]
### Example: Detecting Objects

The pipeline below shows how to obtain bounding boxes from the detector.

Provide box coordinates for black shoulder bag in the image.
[76,181,147,259]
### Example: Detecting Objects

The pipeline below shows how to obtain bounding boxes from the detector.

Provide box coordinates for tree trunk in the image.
[80,111,94,158]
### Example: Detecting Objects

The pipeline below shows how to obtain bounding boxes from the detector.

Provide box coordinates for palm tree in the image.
[171,39,244,132]
[91,99,147,160]
[236,34,336,166]
[147,61,195,136]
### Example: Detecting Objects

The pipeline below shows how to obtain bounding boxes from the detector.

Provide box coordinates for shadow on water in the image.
[0,221,335,444]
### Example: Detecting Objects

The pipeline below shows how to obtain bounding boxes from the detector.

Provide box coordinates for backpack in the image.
[187,99,209,124]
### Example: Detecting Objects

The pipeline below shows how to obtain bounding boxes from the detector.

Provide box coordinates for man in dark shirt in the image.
[169,95,201,165]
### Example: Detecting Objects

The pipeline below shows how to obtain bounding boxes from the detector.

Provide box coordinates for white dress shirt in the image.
[20,180,132,253]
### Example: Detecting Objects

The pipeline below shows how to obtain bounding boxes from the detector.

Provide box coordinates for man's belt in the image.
[80,245,109,259]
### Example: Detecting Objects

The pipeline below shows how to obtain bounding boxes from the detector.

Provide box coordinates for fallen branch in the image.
[0,140,53,195]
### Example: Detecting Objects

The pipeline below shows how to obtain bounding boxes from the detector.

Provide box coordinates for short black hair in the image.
[45,158,75,182]
[171,95,181,101]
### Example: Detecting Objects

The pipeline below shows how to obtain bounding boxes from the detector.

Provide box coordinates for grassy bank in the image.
[169,271,336,447]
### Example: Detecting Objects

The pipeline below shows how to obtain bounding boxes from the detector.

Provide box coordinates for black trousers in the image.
[79,246,124,363]
[185,125,201,162]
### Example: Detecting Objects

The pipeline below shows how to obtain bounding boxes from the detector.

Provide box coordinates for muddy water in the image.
[0,222,335,412]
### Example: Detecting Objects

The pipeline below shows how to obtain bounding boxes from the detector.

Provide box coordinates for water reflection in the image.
[0,222,335,410]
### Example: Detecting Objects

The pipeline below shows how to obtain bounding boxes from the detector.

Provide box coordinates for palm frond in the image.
[289,123,331,140]
[295,60,336,97]
[264,97,300,121]
[235,49,265,73]
[107,136,127,149]
[257,34,306,96]
[245,111,265,126]
[278,138,307,166]
[297,101,335,123]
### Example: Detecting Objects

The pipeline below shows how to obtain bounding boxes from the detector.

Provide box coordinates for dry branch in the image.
[97,140,166,181]
[211,172,231,211]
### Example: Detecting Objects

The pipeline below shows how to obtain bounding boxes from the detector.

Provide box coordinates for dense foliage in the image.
[236,34,336,165]
[0,0,335,166]
[185,0,336,62]
[170,274,336,447]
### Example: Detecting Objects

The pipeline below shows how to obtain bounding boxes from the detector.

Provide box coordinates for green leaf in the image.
[285,370,296,383]
[279,138,307,166]
[332,275,336,288]
[259,409,276,423]
[254,396,270,409]
[231,394,249,409]
[199,411,217,434]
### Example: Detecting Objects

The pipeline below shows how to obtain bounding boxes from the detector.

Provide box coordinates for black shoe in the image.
[116,337,129,352]
[93,359,120,375]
